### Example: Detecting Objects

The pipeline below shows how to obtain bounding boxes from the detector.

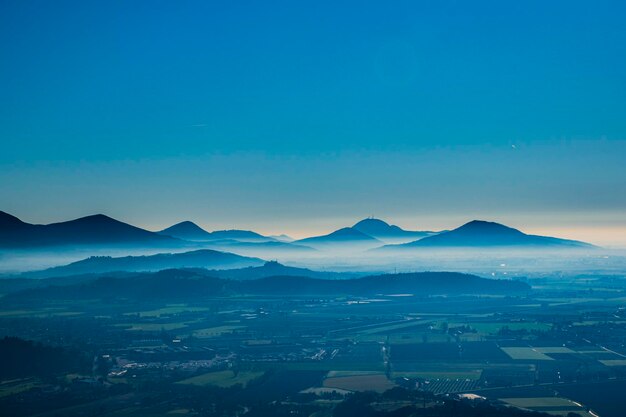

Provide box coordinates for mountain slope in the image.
[21,249,264,278]
[210,261,360,280]
[352,218,436,243]
[0,211,179,248]
[158,221,275,243]
[158,221,213,241]
[296,227,380,247]
[385,220,593,249]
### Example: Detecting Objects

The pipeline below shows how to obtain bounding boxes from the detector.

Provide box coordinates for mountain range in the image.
[0,211,177,248]
[1,269,530,304]
[381,220,593,249]
[0,210,596,252]
[19,249,264,278]
[352,218,437,243]
[158,221,275,242]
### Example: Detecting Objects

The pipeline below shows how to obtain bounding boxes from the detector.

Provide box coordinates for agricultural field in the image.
[323,373,395,393]
[176,370,264,388]
[500,397,594,417]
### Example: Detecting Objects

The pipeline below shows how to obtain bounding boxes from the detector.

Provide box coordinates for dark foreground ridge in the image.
[2,269,530,304]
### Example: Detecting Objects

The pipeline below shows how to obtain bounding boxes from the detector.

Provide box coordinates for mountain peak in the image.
[0,211,29,230]
[456,220,524,235]
[159,221,212,240]
[353,218,391,228]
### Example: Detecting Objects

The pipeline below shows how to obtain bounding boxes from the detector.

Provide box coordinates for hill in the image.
[296,227,381,247]
[384,220,594,249]
[352,218,436,243]
[158,221,213,240]
[20,249,264,278]
[0,211,179,249]
[158,221,275,243]
[2,269,530,303]
[210,261,360,280]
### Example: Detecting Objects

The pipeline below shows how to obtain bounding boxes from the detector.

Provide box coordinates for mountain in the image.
[383,220,594,249]
[206,230,275,242]
[3,269,530,303]
[201,239,315,252]
[158,221,275,243]
[0,211,179,249]
[158,221,212,241]
[352,218,437,243]
[296,227,381,247]
[20,249,264,278]
[269,234,294,242]
[210,261,360,280]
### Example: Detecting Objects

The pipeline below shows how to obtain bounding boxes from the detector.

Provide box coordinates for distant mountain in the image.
[206,230,275,242]
[158,221,212,241]
[296,227,381,247]
[210,261,360,280]
[269,234,294,242]
[352,218,437,243]
[201,239,315,252]
[158,221,275,243]
[0,262,359,295]
[21,249,264,278]
[0,211,178,249]
[3,269,530,303]
[383,220,594,249]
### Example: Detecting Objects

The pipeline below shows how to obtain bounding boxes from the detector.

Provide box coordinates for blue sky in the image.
[1,1,625,244]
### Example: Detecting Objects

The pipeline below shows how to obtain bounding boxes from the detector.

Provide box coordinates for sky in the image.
[1,1,625,245]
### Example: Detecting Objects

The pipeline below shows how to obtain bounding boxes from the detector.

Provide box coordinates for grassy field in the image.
[501,347,554,360]
[500,397,594,416]
[189,325,245,338]
[451,322,551,335]
[599,359,626,366]
[176,370,264,388]
[241,361,385,372]
[323,374,395,393]
[0,378,43,398]
[120,322,190,331]
[391,370,482,380]
[126,305,211,317]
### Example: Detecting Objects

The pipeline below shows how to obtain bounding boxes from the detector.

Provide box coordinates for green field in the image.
[391,370,482,381]
[120,322,190,331]
[176,370,264,388]
[188,325,245,338]
[500,397,593,417]
[323,374,395,393]
[0,378,43,398]
[126,305,211,317]
[449,322,551,335]
[501,347,554,360]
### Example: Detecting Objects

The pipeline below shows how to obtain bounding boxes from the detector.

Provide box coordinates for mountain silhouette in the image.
[352,218,436,243]
[0,211,178,248]
[158,221,275,243]
[384,220,593,248]
[209,260,358,280]
[158,221,212,241]
[4,270,530,303]
[21,249,264,278]
[296,227,380,246]
[201,239,314,252]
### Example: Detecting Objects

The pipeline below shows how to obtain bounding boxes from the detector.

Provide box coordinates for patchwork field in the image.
[323,372,395,393]
[500,397,594,417]
[176,370,264,388]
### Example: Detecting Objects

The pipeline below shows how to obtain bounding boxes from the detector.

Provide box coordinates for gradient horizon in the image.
[1,1,625,246]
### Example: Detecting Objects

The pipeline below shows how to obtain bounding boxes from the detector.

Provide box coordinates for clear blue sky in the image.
[1,1,625,244]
